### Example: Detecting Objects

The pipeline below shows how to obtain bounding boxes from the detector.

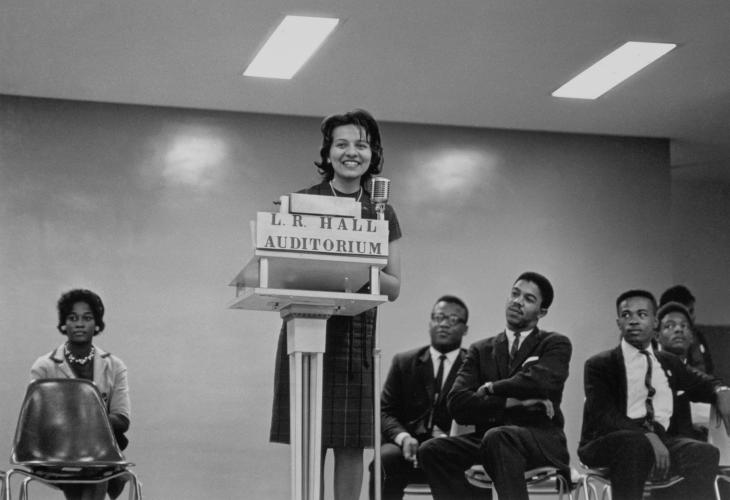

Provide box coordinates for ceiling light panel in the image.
[244,15,339,79]
[552,41,677,100]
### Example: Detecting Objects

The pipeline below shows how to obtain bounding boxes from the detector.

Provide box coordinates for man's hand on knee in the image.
[401,436,419,464]
[644,432,670,480]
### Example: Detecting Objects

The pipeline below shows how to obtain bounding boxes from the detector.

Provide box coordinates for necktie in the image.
[434,354,446,396]
[428,355,448,434]
[638,349,656,430]
[510,331,521,361]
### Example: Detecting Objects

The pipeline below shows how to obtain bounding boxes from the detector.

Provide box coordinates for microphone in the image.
[369,176,391,204]
[368,177,390,220]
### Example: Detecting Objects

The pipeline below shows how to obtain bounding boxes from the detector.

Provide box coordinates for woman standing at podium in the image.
[271,109,402,499]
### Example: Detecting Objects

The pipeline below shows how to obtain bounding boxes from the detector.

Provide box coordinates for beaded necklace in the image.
[64,343,96,365]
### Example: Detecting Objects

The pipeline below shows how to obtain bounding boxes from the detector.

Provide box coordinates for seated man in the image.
[659,285,713,374]
[578,289,730,500]
[418,272,572,500]
[655,301,695,365]
[369,295,471,500]
[656,301,710,440]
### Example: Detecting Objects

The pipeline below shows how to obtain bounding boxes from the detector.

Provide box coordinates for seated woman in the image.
[31,288,131,500]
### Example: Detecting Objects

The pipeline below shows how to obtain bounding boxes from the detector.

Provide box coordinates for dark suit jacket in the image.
[447,328,572,467]
[381,345,466,443]
[578,344,722,450]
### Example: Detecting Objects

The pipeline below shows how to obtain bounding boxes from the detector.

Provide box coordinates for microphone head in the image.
[368,176,391,204]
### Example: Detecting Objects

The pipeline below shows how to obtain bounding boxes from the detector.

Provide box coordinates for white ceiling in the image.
[2,0,729,170]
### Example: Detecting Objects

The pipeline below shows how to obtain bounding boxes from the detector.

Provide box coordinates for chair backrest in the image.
[11,378,126,467]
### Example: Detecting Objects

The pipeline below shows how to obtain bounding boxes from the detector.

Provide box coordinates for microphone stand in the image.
[373,200,385,500]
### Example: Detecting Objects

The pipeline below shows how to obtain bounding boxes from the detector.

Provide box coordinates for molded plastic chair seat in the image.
[466,464,574,499]
[5,378,141,500]
[577,466,683,500]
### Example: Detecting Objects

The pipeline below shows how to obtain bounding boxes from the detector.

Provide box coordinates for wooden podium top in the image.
[229,194,390,317]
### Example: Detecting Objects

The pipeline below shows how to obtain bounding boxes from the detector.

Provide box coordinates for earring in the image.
[60,325,67,331]
[95,326,100,332]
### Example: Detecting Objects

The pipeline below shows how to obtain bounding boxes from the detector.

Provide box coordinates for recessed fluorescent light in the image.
[243,15,339,79]
[552,41,677,100]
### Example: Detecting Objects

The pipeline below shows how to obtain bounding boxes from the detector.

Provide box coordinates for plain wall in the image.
[670,170,730,325]
[0,94,672,499]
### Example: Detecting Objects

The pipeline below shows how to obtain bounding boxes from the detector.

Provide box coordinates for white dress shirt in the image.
[506,328,531,354]
[621,339,673,431]
[429,346,461,388]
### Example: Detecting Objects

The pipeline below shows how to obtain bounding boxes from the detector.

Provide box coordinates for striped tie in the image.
[638,349,656,431]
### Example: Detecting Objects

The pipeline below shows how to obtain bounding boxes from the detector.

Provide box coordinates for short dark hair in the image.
[656,301,693,326]
[515,271,554,310]
[314,109,384,185]
[659,285,695,307]
[57,289,105,334]
[615,289,657,315]
[434,295,469,323]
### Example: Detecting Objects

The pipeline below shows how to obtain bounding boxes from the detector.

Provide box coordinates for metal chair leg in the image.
[19,476,32,500]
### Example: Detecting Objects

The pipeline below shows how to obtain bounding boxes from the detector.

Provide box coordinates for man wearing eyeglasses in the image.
[418,272,572,500]
[369,295,471,500]
[578,289,730,500]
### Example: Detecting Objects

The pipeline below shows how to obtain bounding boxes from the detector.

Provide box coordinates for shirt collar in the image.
[429,346,460,364]
[620,338,655,358]
[506,328,532,342]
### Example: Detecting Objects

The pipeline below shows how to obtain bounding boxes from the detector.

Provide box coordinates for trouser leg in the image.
[369,442,425,500]
[418,434,488,500]
[578,430,654,500]
[652,437,719,500]
[481,425,557,500]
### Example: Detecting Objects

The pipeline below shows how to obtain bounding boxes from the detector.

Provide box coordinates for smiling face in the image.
[328,124,372,186]
[505,279,546,331]
[63,301,97,346]
[617,296,658,349]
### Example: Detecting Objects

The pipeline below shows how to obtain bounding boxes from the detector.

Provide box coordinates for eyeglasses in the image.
[431,313,466,326]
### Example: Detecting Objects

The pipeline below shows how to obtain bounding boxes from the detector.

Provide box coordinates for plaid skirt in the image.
[270,309,376,448]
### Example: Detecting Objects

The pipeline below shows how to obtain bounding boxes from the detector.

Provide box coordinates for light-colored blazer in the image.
[30,343,131,420]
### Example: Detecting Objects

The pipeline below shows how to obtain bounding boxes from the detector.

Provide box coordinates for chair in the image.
[465,464,575,500]
[709,405,730,500]
[715,467,730,500]
[575,466,683,500]
[5,378,142,500]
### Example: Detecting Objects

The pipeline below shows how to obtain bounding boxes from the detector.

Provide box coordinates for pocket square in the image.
[676,390,685,396]
[522,356,539,366]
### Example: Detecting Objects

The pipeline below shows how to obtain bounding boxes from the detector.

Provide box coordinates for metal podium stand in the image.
[229,193,389,500]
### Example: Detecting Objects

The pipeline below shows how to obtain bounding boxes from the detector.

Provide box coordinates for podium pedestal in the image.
[283,305,333,500]
[230,194,390,500]
[233,293,386,500]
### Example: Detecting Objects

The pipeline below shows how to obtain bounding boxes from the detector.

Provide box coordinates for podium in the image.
[230,193,389,500]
